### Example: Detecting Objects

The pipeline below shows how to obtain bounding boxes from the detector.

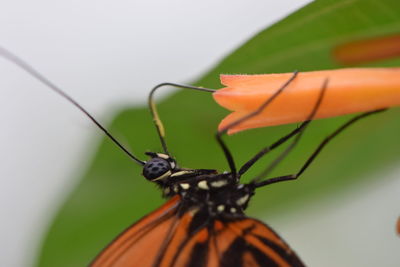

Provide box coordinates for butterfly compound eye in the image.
[143,157,172,181]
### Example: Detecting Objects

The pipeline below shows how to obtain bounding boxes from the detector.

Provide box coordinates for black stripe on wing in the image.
[219,219,305,267]
[255,235,305,267]
[221,236,280,267]
[186,238,210,267]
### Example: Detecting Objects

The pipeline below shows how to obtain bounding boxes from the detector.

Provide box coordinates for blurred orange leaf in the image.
[397,217,400,236]
[333,34,400,65]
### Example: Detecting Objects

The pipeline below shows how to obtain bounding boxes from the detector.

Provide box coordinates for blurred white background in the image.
[0,1,399,266]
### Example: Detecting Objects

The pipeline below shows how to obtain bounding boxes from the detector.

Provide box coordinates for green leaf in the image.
[36,0,400,266]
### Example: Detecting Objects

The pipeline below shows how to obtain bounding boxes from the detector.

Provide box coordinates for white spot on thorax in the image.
[236,194,249,206]
[217,205,225,212]
[210,180,228,188]
[180,183,190,190]
[197,180,209,190]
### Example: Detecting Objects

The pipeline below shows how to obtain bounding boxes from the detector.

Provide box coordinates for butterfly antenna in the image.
[148,83,215,155]
[0,46,145,166]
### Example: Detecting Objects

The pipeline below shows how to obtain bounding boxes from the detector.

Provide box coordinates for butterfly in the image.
[0,47,384,267]
[90,77,383,267]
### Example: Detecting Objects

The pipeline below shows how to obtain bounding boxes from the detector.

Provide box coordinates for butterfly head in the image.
[142,152,177,183]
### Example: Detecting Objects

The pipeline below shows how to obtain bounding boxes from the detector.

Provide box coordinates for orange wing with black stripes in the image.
[166,218,304,267]
[91,197,304,267]
[91,195,181,267]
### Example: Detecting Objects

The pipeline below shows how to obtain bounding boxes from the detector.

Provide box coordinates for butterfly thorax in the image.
[177,178,255,219]
[142,153,256,220]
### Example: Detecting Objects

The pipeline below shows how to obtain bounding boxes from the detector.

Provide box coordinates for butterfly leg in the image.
[215,72,299,175]
[253,109,387,189]
[239,78,328,179]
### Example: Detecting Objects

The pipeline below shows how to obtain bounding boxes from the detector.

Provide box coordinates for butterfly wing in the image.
[215,218,305,267]
[91,195,181,267]
[163,217,305,267]
[91,198,304,267]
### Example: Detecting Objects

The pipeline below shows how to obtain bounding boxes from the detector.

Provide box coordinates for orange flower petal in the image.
[213,68,400,134]
[333,34,400,65]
